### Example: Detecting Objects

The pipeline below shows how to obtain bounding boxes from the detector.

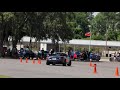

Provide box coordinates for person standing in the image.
[41,48,44,59]
[51,49,54,55]
[68,49,71,57]
[25,46,30,58]
[38,49,42,59]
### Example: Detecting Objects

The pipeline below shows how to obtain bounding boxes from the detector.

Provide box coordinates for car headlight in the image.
[57,57,60,59]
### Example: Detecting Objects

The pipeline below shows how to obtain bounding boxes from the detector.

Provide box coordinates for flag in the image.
[85,32,91,37]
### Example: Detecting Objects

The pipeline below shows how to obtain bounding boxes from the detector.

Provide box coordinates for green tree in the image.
[91,12,120,41]
[0,12,14,57]
[13,12,27,47]
[44,12,74,52]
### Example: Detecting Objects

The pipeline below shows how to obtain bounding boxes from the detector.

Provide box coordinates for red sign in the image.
[85,32,90,37]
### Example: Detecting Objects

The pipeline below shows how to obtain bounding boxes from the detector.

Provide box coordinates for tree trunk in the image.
[0,14,4,57]
[29,37,32,50]
[52,38,56,51]
[55,41,59,52]
[11,36,18,58]
[38,40,40,51]
[12,37,18,49]
[6,39,10,49]
[0,40,3,57]
[63,41,68,53]
[13,41,18,48]
[35,38,37,49]
[64,42,66,53]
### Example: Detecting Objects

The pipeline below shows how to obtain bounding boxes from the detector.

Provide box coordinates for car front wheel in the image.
[52,63,55,65]
[67,60,71,66]
[63,60,66,66]
[46,61,50,65]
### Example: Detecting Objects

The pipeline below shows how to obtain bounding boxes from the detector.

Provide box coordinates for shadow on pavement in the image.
[49,64,74,67]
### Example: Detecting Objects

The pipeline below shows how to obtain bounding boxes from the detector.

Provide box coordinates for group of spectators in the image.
[111,52,120,57]
[2,46,56,59]
[38,48,55,59]
[2,45,101,61]
[68,49,92,61]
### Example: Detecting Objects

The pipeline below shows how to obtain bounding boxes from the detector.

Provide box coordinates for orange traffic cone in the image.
[93,64,97,74]
[20,57,22,63]
[89,61,92,67]
[38,58,41,64]
[32,59,35,64]
[38,60,41,64]
[115,67,119,77]
[26,58,28,63]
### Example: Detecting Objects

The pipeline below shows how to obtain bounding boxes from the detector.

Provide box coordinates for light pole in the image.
[88,25,91,52]
[105,22,109,57]
[88,12,93,52]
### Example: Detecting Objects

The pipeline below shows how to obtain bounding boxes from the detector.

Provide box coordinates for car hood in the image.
[48,56,65,58]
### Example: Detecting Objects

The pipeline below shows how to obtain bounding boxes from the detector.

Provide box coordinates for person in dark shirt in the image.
[51,49,54,55]
[41,48,44,59]
[68,49,71,57]
[25,46,30,58]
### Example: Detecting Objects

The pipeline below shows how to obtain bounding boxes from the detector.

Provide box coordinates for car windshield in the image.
[49,53,67,57]
[57,53,67,56]
[49,54,57,56]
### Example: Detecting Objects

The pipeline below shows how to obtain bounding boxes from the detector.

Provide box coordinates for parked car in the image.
[46,52,71,66]
[89,53,101,61]
[18,48,25,58]
[18,48,38,59]
[38,50,49,60]
[78,52,101,62]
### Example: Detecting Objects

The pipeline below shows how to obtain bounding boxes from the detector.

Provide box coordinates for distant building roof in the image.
[21,36,120,47]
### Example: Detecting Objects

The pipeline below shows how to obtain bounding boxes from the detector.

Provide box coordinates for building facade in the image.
[6,36,120,56]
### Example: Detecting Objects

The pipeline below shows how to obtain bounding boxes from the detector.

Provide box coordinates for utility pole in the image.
[88,12,93,52]
[88,25,91,52]
[105,21,108,57]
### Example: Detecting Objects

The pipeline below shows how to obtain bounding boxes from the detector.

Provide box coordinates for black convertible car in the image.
[46,52,71,66]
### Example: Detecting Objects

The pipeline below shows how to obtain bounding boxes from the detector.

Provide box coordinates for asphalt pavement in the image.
[0,58,119,78]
